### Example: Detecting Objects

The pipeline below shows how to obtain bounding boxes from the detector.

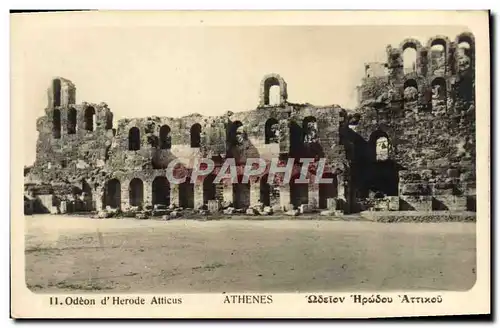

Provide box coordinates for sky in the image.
[12,14,469,165]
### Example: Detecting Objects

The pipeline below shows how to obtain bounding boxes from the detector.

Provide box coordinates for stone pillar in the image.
[308,182,319,209]
[279,184,291,211]
[194,183,204,209]
[143,181,153,209]
[222,182,233,205]
[95,187,104,211]
[249,179,260,207]
[120,180,129,211]
[170,184,179,207]
[337,173,349,213]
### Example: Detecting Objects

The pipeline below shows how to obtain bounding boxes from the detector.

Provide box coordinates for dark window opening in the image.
[128,127,141,151]
[190,123,202,148]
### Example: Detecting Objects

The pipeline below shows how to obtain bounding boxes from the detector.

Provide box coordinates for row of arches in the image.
[399,35,474,75]
[127,123,202,151]
[103,173,338,210]
[402,76,471,111]
[52,107,101,139]
[126,116,318,152]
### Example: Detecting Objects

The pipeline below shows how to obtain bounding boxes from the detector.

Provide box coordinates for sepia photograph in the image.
[10,10,490,318]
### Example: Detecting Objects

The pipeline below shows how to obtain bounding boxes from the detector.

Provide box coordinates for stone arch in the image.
[455,32,475,74]
[190,123,202,148]
[129,178,144,208]
[159,124,172,149]
[67,107,77,134]
[202,174,217,204]
[369,130,390,161]
[52,109,61,139]
[427,36,449,75]
[264,118,280,144]
[152,176,170,206]
[104,178,121,209]
[84,106,96,131]
[319,172,337,209]
[128,127,141,151]
[52,78,61,107]
[260,74,287,106]
[179,177,194,208]
[400,39,422,75]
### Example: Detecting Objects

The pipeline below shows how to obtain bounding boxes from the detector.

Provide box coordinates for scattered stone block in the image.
[135,213,148,220]
[262,206,273,215]
[285,209,299,216]
[299,204,312,214]
[207,200,220,213]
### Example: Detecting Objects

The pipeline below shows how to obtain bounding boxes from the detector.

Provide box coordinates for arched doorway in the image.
[129,178,144,208]
[290,174,308,208]
[233,176,250,209]
[203,174,217,204]
[318,173,337,209]
[152,176,170,206]
[105,179,121,209]
[179,177,194,208]
[260,174,271,206]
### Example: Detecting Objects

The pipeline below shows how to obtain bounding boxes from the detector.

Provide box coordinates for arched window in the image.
[67,108,77,134]
[457,41,472,73]
[190,123,202,148]
[302,116,318,144]
[263,77,280,105]
[403,79,419,103]
[431,77,447,111]
[402,46,417,74]
[228,121,244,146]
[129,178,144,208]
[268,85,280,106]
[429,39,447,74]
[370,130,390,161]
[289,120,302,156]
[84,107,96,131]
[105,113,113,130]
[52,109,61,139]
[52,79,61,107]
[376,137,389,161]
[264,118,279,144]
[128,127,141,151]
[159,125,172,149]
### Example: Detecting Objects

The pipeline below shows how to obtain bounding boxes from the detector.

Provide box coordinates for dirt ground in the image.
[25,215,476,293]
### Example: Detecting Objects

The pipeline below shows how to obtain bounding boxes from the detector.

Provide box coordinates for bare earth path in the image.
[25,215,476,293]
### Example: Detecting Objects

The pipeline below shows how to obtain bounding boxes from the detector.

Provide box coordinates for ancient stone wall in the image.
[348,31,476,212]
[26,74,347,214]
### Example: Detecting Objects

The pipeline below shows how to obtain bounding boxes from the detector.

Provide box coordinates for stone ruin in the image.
[23,31,476,218]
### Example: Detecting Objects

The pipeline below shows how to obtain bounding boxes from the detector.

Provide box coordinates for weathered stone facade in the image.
[24,31,476,216]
